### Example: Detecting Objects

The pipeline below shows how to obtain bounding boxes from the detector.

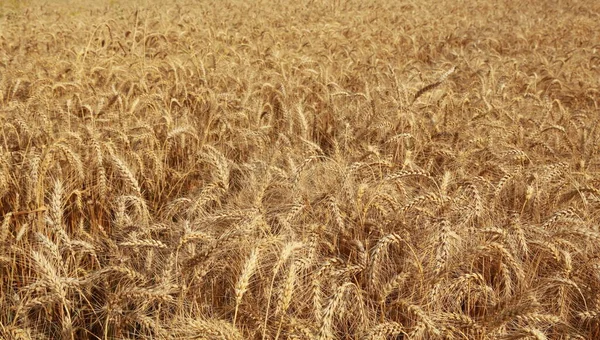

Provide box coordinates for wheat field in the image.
[1,0,600,339]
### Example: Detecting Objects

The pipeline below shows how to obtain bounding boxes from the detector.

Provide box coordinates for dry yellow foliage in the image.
[1,0,600,339]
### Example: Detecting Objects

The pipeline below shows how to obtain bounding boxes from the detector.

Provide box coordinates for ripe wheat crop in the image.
[1,0,600,339]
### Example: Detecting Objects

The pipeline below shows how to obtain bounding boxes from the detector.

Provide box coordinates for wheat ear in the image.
[234,247,260,326]
[413,65,455,104]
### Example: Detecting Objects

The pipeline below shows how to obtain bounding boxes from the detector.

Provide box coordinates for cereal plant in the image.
[1,0,600,339]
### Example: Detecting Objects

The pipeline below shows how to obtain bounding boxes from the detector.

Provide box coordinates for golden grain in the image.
[1,0,600,338]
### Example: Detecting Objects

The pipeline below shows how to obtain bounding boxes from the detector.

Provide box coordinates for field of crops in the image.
[1,0,600,339]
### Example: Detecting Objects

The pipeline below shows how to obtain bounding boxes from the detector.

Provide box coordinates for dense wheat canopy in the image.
[1,0,600,339]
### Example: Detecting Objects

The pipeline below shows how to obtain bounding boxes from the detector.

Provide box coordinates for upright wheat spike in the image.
[370,233,403,289]
[434,219,452,276]
[263,241,303,340]
[49,180,64,229]
[275,259,298,340]
[318,282,357,340]
[111,153,142,195]
[1,212,12,243]
[234,247,260,326]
